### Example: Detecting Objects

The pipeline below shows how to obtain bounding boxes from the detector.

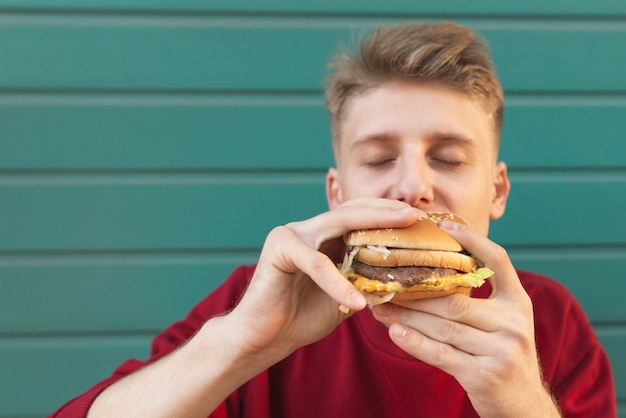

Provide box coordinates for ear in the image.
[490,161,510,220]
[326,167,343,210]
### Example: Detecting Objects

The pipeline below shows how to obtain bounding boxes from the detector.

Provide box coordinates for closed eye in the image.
[366,158,396,167]
[431,157,462,167]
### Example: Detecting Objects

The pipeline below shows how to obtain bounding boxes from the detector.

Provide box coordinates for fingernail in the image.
[440,220,460,230]
[392,324,408,339]
[394,206,415,215]
[350,291,365,306]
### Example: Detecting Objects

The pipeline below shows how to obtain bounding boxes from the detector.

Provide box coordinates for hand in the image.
[371,221,561,417]
[229,198,424,366]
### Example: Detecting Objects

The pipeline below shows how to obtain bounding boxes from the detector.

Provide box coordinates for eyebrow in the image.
[431,132,477,148]
[350,131,477,152]
[349,133,396,153]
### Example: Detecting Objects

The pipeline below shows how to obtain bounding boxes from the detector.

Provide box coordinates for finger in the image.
[292,199,424,250]
[340,197,425,211]
[373,302,494,355]
[389,294,503,332]
[387,322,475,378]
[267,226,367,311]
[439,221,524,300]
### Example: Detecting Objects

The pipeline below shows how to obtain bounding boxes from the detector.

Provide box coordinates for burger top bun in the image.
[344,212,466,252]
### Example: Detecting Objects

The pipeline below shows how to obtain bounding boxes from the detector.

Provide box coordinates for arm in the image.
[372,220,562,418]
[83,199,422,417]
[88,314,265,417]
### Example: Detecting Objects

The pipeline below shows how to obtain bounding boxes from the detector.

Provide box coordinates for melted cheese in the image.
[348,268,491,293]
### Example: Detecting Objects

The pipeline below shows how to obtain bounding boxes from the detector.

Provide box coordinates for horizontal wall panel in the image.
[1,18,625,92]
[2,97,626,170]
[0,1,624,16]
[490,172,626,247]
[0,327,622,416]
[500,100,626,169]
[0,336,151,416]
[509,248,626,323]
[0,97,333,170]
[0,175,329,251]
[488,28,626,93]
[0,250,623,335]
[0,253,258,334]
[0,19,345,91]
[2,173,625,251]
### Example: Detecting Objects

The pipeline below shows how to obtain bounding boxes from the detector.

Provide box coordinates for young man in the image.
[53,22,616,417]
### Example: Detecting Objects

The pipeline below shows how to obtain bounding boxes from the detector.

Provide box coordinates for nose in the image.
[390,157,434,208]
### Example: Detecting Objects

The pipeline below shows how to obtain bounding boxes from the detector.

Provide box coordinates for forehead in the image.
[335,82,498,162]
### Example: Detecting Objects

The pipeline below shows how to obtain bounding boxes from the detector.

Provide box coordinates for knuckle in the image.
[308,251,331,271]
[447,294,473,318]
[491,243,512,266]
[264,226,285,247]
[430,341,454,366]
[481,334,535,385]
[519,293,534,316]
[268,225,293,240]
[283,221,303,234]
[485,353,516,383]
[379,303,403,321]
[264,225,302,256]
[437,319,460,342]
[507,324,535,353]
[268,223,307,247]
[479,361,506,387]
[503,294,534,333]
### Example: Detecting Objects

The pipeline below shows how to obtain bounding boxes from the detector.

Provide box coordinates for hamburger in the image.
[340,213,493,305]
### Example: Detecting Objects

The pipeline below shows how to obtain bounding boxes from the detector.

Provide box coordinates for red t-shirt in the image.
[51,266,616,417]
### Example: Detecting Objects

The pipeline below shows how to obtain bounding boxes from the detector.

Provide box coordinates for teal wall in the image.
[1,2,625,416]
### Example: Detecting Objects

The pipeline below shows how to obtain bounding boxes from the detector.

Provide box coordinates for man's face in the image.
[326,82,509,235]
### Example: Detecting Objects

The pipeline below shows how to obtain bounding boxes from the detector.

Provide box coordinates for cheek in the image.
[438,174,493,232]
[430,173,471,204]
[341,172,390,200]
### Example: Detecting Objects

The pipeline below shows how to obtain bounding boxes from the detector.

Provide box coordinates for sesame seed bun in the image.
[344,213,465,252]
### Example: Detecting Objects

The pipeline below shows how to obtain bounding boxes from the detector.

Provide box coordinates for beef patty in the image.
[352,260,459,287]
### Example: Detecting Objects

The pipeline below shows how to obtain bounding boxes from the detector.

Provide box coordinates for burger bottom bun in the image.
[369,286,472,302]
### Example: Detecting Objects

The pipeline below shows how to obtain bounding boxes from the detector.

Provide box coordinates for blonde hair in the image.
[325,22,504,155]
